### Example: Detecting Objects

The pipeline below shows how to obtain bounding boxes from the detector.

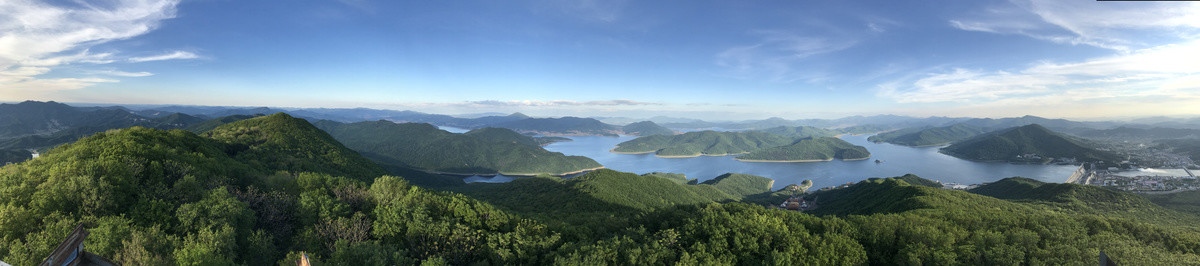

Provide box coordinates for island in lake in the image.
[612,130,870,162]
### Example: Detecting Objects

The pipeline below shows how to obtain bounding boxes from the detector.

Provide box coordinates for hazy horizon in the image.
[3,1,1200,120]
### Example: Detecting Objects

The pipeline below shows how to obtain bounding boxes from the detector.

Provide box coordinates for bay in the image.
[538,134,1079,190]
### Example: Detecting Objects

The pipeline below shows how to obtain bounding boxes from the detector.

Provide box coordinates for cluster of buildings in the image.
[1071,164,1198,192]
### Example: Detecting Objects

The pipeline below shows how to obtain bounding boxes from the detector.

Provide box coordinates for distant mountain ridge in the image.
[0,101,207,153]
[868,123,988,147]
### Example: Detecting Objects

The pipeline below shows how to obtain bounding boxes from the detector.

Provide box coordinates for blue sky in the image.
[2,0,1199,120]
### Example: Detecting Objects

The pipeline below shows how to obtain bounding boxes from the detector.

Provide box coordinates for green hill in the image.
[868,123,987,146]
[941,124,1120,163]
[737,137,870,161]
[452,170,774,237]
[0,126,560,265]
[643,172,694,184]
[612,130,793,157]
[490,117,619,136]
[464,127,541,147]
[204,113,387,180]
[4,120,1200,264]
[758,125,840,138]
[792,176,1200,264]
[968,177,1198,226]
[534,136,573,146]
[184,114,258,133]
[620,121,675,136]
[0,149,31,165]
[313,120,601,175]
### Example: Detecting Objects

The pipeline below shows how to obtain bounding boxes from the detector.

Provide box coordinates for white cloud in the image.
[879,39,1200,104]
[128,51,198,62]
[950,0,1200,51]
[0,0,180,97]
[715,30,856,82]
[95,69,154,77]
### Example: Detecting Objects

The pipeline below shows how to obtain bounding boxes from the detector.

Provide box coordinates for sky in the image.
[2,0,1200,120]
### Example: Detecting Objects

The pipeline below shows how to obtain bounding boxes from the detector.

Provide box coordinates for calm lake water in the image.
[442,126,1082,189]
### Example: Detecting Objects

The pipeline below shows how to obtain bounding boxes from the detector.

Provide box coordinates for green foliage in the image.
[184,114,258,133]
[0,149,30,165]
[4,117,1200,265]
[969,177,1200,227]
[620,121,675,136]
[701,173,775,197]
[533,136,572,146]
[613,130,794,156]
[941,124,1121,163]
[737,137,870,161]
[490,117,619,136]
[205,113,388,181]
[642,172,693,185]
[1145,190,1200,218]
[868,123,986,146]
[314,120,600,175]
[759,125,840,138]
[464,127,540,147]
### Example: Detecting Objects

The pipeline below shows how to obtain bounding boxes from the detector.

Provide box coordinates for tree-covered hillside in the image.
[0,126,562,265]
[464,127,542,147]
[758,125,840,138]
[3,121,1200,264]
[490,117,620,136]
[184,114,258,133]
[868,123,987,146]
[620,121,675,136]
[612,130,794,156]
[941,124,1120,163]
[313,120,601,175]
[204,113,388,181]
[737,137,870,161]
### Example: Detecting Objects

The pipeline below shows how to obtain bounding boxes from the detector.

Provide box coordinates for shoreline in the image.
[735,156,870,163]
[656,152,750,158]
[424,166,607,177]
[608,148,750,158]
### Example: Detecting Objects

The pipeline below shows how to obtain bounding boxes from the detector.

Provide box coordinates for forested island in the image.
[736,137,871,162]
[612,130,870,162]
[611,130,793,157]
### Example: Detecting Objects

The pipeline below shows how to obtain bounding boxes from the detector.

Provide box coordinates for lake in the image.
[442,126,1082,189]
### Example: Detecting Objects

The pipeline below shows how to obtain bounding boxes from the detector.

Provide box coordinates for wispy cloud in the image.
[466,99,661,107]
[128,51,199,62]
[949,0,1200,51]
[878,39,1200,104]
[94,69,154,77]
[715,30,856,82]
[0,0,180,95]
